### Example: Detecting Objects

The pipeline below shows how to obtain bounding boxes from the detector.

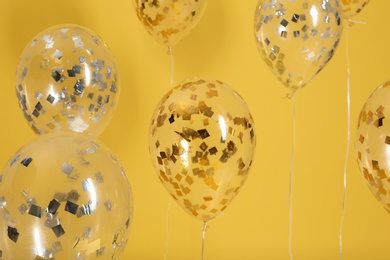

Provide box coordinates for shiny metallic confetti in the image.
[28,204,42,218]
[61,162,74,175]
[133,0,208,47]
[47,199,61,215]
[96,247,105,256]
[356,81,390,214]
[83,227,93,238]
[7,226,19,243]
[149,78,256,221]
[0,132,133,259]
[341,0,370,19]
[18,204,28,215]
[65,201,79,215]
[254,0,343,92]
[15,25,120,137]
[52,224,65,238]
[20,157,33,167]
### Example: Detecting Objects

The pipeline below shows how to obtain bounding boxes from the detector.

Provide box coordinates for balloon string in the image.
[348,19,367,25]
[339,21,351,260]
[164,198,172,260]
[201,221,208,260]
[164,46,174,260]
[289,93,296,260]
[168,46,174,88]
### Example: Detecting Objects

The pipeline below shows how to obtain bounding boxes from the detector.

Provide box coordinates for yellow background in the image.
[0,0,389,259]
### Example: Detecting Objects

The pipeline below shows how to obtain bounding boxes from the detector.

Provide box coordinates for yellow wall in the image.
[0,0,389,259]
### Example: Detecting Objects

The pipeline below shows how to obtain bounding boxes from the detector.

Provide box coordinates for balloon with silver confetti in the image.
[0,132,133,259]
[133,0,208,47]
[356,80,390,214]
[341,0,370,19]
[16,24,120,137]
[254,0,343,93]
[149,78,256,222]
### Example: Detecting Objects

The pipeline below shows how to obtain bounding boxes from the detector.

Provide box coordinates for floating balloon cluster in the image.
[0,0,377,258]
[0,24,133,259]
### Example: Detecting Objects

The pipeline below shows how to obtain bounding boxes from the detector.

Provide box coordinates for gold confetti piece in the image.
[220,199,228,205]
[203,196,213,201]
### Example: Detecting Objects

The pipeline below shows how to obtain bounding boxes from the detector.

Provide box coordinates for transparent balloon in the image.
[254,0,343,93]
[341,0,370,19]
[133,0,208,47]
[356,81,390,214]
[149,78,256,222]
[0,132,133,259]
[16,24,120,137]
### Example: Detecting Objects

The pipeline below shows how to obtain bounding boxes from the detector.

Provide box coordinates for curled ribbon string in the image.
[168,46,174,88]
[339,20,351,260]
[339,17,367,259]
[164,198,172,260]
[164,46,174,260]
[289,93,297,260]
[201,221,208,260]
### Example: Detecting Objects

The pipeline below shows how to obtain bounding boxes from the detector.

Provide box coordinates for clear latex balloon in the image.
[16,24,120,137]
[341,0,370,19]
[356,81,390,214]
[149,78,256,222]
[254,0,343,93]
[133,0,208,47]
[0,132,133,259]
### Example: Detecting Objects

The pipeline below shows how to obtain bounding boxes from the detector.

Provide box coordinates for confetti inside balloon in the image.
[341,0,370,19]
[356,81,390,214]
[254,0,343,93]
[0,132,133,259]
[133,0,208,47]
[16,24,120,137]
[149,78,256,222]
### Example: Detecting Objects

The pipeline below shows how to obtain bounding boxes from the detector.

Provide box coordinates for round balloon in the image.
[341,0,370,19]
[0,132,133,259]
[356,81,390,213]
[254,0,343,92]
[16,24,120,137]
[133,0,208,47]
[149,78,256,222]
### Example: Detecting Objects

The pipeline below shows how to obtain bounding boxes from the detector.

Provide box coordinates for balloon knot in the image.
[286,92,296,100]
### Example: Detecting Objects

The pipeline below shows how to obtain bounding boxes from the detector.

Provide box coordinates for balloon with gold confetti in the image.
[16,24,120,137]
[149,78,256,222]
[356,80,390,214]
[254,0,343,93]
[0,132,133,259]
[341,0,370,19]
[133,0,208,47]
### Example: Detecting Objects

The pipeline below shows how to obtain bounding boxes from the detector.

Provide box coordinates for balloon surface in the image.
[149,78,256,222]
[16,24,120,137]
[356,81,390,213]
[254,0,343,92]
[0,132,133,259]
[133,0,208,47]
[341,0,370,19]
